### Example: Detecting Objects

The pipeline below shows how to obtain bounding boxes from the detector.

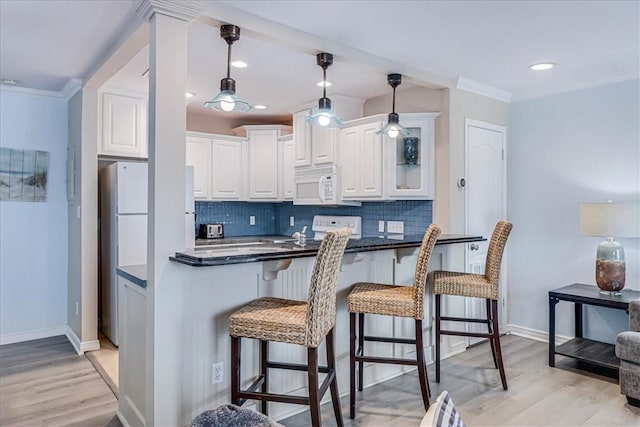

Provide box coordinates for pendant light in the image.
[377,73,409,138]
[306,53,343,128]
[204,24,251,113]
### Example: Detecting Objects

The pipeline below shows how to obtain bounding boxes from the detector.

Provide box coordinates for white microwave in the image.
[293,165,361,206]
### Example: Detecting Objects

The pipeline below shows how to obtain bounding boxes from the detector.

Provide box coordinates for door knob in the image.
[470,243,479,251]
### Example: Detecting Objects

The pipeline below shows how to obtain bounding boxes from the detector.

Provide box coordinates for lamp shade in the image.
[580,202,640,238]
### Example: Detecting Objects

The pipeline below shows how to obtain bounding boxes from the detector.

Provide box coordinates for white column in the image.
[135,1,203,425]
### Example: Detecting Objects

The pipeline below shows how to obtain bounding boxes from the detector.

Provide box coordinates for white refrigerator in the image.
[100,162,195,345]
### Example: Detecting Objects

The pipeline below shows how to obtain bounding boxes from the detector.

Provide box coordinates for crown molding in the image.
[60,78,83,100]
[136,0,205,22]
[0,77,83,101]
[455,76,512,103]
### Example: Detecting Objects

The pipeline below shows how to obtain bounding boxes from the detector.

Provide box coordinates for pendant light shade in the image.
[204,24,251,113]
[306,53,343,128]
[377,73,409,138]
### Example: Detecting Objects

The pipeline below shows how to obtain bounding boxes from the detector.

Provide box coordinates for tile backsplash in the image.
[195,200,432,238]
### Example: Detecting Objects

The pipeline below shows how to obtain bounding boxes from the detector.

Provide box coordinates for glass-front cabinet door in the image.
[384,112,439,199]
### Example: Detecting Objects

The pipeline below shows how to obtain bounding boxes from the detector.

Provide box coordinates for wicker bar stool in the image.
[430,220,512,390]
[347,224,441,419]
[229,228,351,427]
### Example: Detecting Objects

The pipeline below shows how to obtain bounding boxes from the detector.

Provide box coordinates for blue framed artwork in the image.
[0,147,49,202]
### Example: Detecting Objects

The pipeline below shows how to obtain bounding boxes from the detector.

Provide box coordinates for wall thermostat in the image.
[457,178,466,188]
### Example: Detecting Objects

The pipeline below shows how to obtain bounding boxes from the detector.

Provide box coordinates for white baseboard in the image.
[65,326,100,354]
[507,324,571,344]
[0,325,67,345]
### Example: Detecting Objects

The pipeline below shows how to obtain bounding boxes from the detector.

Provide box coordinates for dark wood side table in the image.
[549,283,640,371]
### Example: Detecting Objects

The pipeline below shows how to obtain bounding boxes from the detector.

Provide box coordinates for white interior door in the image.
[464,118,506,344]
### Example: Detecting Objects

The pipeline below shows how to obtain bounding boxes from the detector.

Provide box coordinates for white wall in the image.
[0,89,69,343]
[508,80,640,343]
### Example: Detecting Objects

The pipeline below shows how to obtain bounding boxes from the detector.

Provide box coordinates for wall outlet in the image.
[75,301,79,316]
[387,220,404,234]
[290,216,295,227]
[212,362,223,384]
[249,215,256,226]
[378,220,385,233]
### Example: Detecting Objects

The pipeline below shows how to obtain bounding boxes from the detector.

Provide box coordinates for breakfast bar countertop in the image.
[170,234,485,267]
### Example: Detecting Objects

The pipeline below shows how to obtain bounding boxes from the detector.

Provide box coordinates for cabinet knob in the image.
[470,243,479,251]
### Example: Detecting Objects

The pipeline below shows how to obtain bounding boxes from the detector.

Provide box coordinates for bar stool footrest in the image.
[355,354,418,366]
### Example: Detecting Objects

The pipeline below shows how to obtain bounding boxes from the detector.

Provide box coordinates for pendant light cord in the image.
[392,86,396,114]
[323,67,327,98]
[226,42,232,79]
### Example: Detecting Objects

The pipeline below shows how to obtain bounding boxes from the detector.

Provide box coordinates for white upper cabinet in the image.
[338,117,384,199]
[185,135,211,200]
[291,97,364,168]
[280,135,295,200]
[293,109,312,167]
[233,125,292,201]
[186,133,244,201]
[383,112,439,199]
[99,91,147,158]
[211,137,243,199]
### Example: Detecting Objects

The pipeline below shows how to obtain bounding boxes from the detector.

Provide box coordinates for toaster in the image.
[199,223,224,239]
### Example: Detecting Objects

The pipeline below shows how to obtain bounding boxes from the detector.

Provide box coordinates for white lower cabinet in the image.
[339,118,384,199]
[118,276,148,426]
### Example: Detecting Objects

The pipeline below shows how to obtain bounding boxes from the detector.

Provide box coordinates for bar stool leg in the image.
[349,312,356,419]
[415,319,431,411]
[231,336,241,405]
[307,347,322,427]
[435,294,441,383]
[486,299,498,369]
[357,313,364,392]
[326,329,344,427]
[260,340,268,414]
[491,299,508,390]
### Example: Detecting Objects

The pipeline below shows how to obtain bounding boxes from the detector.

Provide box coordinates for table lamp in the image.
[580,201,640,295]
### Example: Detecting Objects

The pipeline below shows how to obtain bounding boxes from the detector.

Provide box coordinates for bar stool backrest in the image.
[484,220,513,287]
[305,228,351,347]
[412,224,442,319]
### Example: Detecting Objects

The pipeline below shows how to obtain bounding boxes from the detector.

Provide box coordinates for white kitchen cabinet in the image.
[210,136,243,200]
[279,134,295,200]
[185,135,211,200]
[232,125,292,201]
[293,109,312,167]
[118,275,148,426]
[290,98,363,169]
[291,106,352,168]
[99,91,147,158]
[339,118,384,199]
[384,112,439,199]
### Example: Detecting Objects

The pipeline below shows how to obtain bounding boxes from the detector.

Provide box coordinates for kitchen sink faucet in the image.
[292,226,307,246]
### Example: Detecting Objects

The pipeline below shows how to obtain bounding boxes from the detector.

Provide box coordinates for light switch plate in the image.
[249,215,256,225]
[387,220,404,234]
[378,220,385,233]
[290,216,295,227]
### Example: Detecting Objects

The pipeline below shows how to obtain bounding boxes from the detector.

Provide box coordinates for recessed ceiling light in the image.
[1,78,19,86]
[231,60,248,68]
[186,92,196,99]
[529,62,555,71]
[317,81,332,87]
[254,104,267,110]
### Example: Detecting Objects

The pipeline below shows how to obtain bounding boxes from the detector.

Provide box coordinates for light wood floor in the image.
[0,335,119,427]
[86,333,118,397]
[1,334,638,426]
[282,334,640,426]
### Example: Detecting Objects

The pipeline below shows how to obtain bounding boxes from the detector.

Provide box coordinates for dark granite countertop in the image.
[170,234,484,267]
[116,265,147,288]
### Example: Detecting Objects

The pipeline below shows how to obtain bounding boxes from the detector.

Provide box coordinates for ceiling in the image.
[1,0,638,120]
